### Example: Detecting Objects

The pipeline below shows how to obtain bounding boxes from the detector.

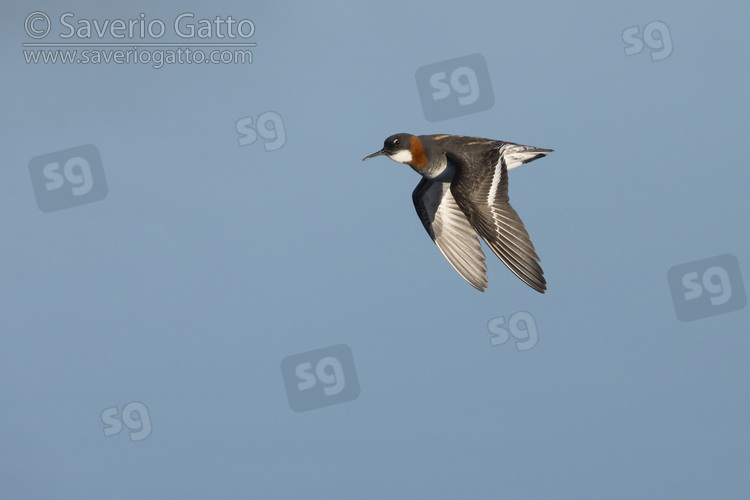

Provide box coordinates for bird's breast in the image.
[414,158,455,182]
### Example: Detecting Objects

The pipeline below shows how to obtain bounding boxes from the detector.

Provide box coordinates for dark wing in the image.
[449,145,548,293]
[413,178,488,291]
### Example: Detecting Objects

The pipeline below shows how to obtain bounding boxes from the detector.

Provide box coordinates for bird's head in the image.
[362,133,427,168]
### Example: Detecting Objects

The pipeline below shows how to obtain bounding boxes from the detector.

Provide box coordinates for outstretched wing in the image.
[449,144,549,293]
[413,177,488,291]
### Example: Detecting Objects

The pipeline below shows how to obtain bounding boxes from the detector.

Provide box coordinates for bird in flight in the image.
[363,133,551,292]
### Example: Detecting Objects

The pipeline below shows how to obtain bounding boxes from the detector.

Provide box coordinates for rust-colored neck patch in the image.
[409,135,428,169]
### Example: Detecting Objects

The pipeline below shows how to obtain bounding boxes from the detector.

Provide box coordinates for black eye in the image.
[393,139,400,145]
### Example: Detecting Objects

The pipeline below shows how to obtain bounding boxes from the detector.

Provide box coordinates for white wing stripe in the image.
[486,145,505,210]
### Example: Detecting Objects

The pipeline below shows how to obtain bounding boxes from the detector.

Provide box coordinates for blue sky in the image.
[2,1,749,498]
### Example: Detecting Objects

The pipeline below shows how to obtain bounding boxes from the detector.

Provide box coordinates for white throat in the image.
[389,149,413,164]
